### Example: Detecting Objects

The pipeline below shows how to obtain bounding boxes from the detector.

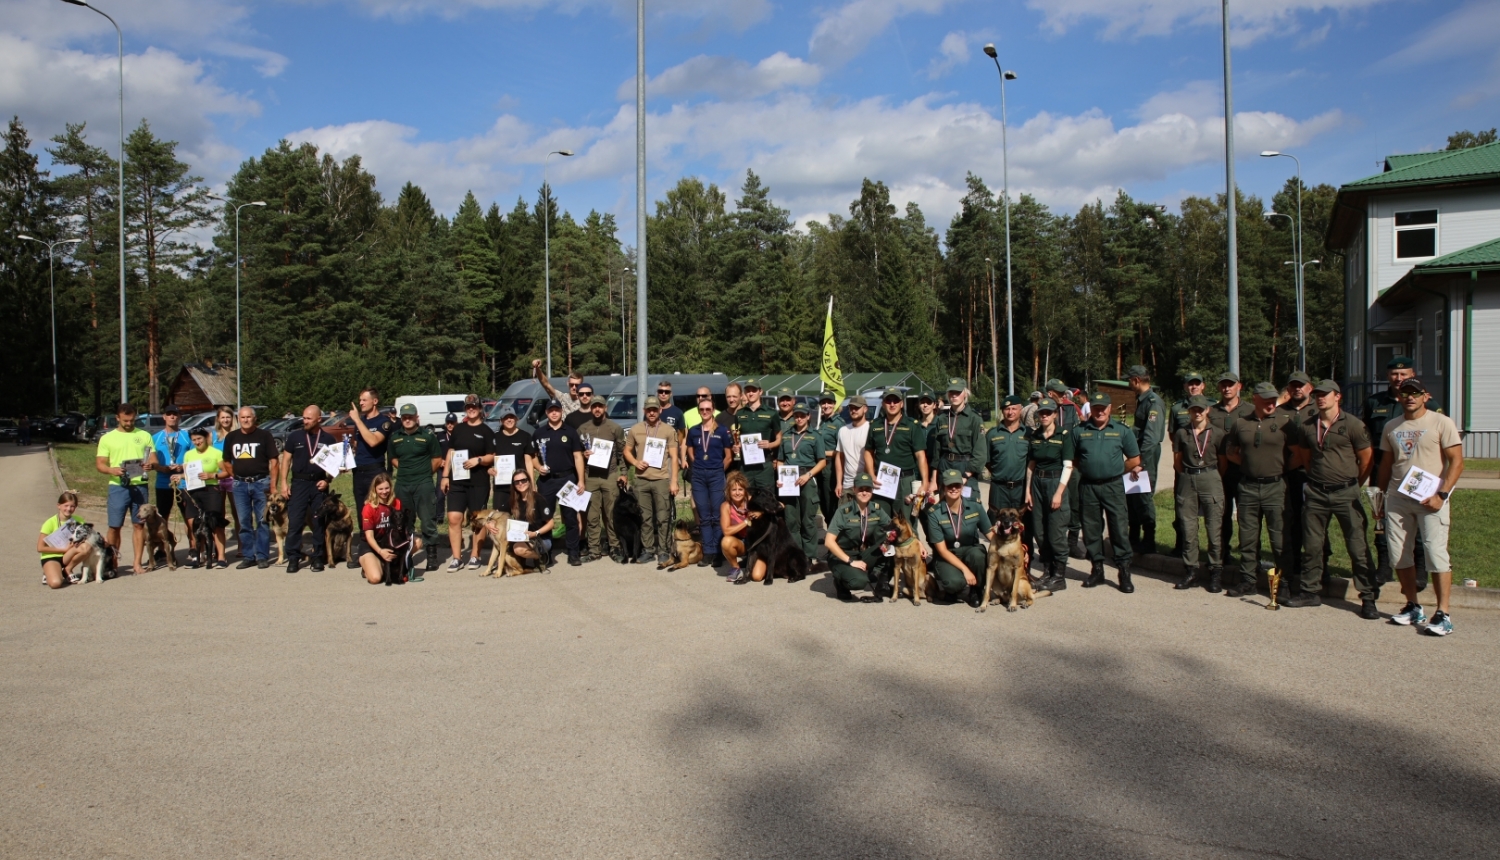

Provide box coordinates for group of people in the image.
[38,355,1467,636]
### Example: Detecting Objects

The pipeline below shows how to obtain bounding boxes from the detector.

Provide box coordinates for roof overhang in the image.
[1378,265,1500,310]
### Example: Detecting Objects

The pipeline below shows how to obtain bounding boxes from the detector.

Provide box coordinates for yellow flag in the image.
[820,296,845,404]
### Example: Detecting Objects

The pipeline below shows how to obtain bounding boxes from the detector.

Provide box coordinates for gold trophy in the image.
[1266,567,1282,611]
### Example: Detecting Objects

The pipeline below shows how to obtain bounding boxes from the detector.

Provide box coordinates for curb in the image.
[46,442,66,491]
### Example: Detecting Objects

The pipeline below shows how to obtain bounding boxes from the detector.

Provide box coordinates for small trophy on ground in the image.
[1266,567,1282,611]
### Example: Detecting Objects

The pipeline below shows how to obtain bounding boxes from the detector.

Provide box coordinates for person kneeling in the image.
[823,472,893,602]
[38,491,87,589]
[360,473,418,585]
[922,469,991,606]
[487,471,555,570]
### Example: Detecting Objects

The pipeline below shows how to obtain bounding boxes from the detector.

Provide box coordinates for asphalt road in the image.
[4,443,1499,859]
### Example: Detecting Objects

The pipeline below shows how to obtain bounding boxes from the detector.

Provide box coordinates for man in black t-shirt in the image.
[564,382,598,431]
[276,405,336,572]
[530,400,586,566]
[489,406,533,513]
[348,387,394,564]
[439,394,495,571]
[223,406,280,569]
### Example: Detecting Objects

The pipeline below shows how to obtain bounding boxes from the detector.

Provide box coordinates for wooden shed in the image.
[165,362,237,414]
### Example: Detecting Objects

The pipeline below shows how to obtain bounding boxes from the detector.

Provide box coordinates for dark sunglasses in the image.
[514,477,530,484]
[657,389,672,395]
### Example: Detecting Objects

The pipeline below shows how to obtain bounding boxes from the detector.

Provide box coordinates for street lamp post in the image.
[1221,0,1240,376]
[209,196,266,407]
[635,0,648,420]
[1262,150,1304,371]
[60,0,127,401]
[983,43,1018,397]
[543,149,574,378]
[621,265,633,376]
[19,235,83,415]
[1285,258,1320,370]
[984,257,1000,419]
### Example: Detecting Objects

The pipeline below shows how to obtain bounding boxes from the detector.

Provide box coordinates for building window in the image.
[1394,209,1438,260]
[1435,311,1445,376]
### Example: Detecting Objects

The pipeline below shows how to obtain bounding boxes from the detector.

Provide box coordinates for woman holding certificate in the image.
[173,426,230,568]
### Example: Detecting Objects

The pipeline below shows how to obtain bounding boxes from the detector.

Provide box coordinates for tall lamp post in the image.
[209,196,265,407]
[621,265,633,376]
[543,149,574,378]
[18,235,83,415]
[984,257,1000,419]
[635,0,648,420]
[1262,150,1304,371]
[1286,258,1319,370]
[983,43,1017,397]
[1221,0,1240,375]
[60,0,127,401]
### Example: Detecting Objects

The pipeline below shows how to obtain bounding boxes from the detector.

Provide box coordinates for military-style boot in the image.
[1206,566,1224,594]
[1142,524,1157,555]
[1068,531,1086,559]
[1048,561,1068,591]
[1117,565,1135,594]
[1084,561,1106,588]
[1174,563,1201,590]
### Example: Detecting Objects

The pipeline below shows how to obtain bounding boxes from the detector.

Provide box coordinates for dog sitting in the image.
[981,507,1045,612]
[741,487,809,584]
[378,505,414,586]
[665,519,703,570]
[267,495,290,565]
[320,492,354,567]
[613,485,644,563]
[137,504,178,571]
[69,523,112,584]
[477,510,530,578]
[886,514,929,606]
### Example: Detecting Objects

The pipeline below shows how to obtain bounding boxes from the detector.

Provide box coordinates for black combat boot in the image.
[1117,566,1135,593]
[1068,531,1086,560]
[1083,561,1106,588]
[1174,564,1200,590]
[1206,566,1224,594]
[1048,561,1067,591]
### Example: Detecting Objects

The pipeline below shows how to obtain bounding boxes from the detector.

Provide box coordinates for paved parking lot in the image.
[4,443,1500,859]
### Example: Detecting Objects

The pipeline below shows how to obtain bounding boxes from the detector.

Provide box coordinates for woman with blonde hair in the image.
[359,473,415,585]
[210,405,242,541]
[718,471,753,580]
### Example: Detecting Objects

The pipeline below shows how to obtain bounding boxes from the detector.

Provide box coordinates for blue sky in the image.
[3,0,1497,236]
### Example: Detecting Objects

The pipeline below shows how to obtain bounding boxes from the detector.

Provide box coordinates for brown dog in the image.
[887,514,928,605]
[665,520,703,570]
[267,495,290,564]
[138,504,178,571]
[981,507,1043,612]
[320,492,354,567]
[477,510,528,578]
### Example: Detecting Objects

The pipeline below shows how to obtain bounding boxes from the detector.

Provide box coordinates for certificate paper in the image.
[182,460,205,491]
[312,445,344,478]
[874,462,901,499]
[778,465,800,497]
[558,480,592,512]
[1397,466,1441,503]
[740,433,765,466]
[494,454,516,485]
[44,524,75,550]
[120,459,144,482]
[1123,471,1152,495]
[587,439,614,470]
[642,436,666,470]
[505,518,530,543]
[451,449,470,482]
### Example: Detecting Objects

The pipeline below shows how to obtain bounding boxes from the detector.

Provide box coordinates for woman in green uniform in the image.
[823,472,894,603]
[1025,398,1073,592]
[922,469,991,606]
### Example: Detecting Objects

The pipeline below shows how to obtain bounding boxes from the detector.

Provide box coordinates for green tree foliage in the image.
[0,117,62,415]
[1446,128,1497,150]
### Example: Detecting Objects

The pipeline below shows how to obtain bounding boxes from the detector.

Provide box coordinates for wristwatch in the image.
[1437,490,1450,501]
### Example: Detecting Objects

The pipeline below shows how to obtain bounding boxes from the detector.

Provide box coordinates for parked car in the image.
[0,418,17,443]
[46,411,88,441]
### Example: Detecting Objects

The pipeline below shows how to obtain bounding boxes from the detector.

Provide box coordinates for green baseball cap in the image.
[946,377,968,392]
[791,402,810,415]
[1036,397,1058,412]
[1188,394,1212,409]
[1252,382,1279,399]
[852,471,875,489]
[1286,370,1312,386]
[882,387,905,401]
[774,386,795,399]
[1217,371,1241,385]
[940,468,966,487]
[1045,378,1068,393]
[398,403,419,417]
[1182,371,1205,383]
[1312,379,1341,394]
[1002,394,1025,407]
[742,378,763,391]
[1088,391,1111,407]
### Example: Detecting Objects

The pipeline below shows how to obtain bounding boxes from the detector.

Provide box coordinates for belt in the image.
[1243,474,1283,484]
[1309,478,1357,493]
[993,479,1025,488]
[1034,470,1062,479]
[1083,474,1122,485]
[1183,466,1212,475]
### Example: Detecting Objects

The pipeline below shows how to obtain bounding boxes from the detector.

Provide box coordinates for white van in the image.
[393,395,470,428]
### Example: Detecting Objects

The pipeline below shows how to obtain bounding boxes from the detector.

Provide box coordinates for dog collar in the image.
[895,536,919,548]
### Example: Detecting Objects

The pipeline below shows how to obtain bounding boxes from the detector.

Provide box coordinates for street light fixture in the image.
[1262,149,1305,371]
[60,0,127,401]
[208,195,266,407]
[19,234,84,415]
[542,149,574,379]
[983,43,1017,397]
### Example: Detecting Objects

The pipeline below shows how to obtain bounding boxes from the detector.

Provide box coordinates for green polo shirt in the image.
[1027,426,1074,472]
[818,414,845,461]
[778,427,826,473]
[922,498,991,549]
[864,415,928,473]
[927,406,985,477]
[1227,411,1296,479]
[1133,388,1167,451]
[1071,419,1140,482]
[735,405,781,472]
[983,424,1030,483]
[388,426,442,488]
[1173,426,1223,471]
[827,499,892,552]
[1296,410,1371,485]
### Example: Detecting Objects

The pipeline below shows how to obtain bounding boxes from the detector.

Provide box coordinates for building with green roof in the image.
[1326,140,1500,453]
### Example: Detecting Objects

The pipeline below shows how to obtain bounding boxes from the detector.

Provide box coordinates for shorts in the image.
[1385,492,1452,573]
[40,556,61,568]
[179,487,224,522]
[107,484,148,528]
[446,480,490,516]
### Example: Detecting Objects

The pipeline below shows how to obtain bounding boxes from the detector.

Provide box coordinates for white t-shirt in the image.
[1381,409,1461,493]
[836,421,871,489]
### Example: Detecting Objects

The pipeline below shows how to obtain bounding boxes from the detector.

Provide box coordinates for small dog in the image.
[614,486,644,562]
[69,523,112,584]
[137,504,178,571]
[742,488,809,583]
[320,492,354,567]
[477,510,530,578]
[666,520,703,570]
[267,495,290,565]
[981,508,1043,612]
[887,514,929,606]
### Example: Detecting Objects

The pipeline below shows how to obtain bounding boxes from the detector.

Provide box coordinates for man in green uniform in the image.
[926,378,985,498]
[983,394,1030,514]
[776,403,826,560]
[774,388,797,435]
[735,379,782,492]
[1046,378,1086,558]
[1208,372,1254,572]
[823,472,894,602]
[922,469,992,606]
[1224,383,1296,598]
[579,398,627,563]
[388,404,444,573]
[1289,380,1379,616]
[1169,371,1208,556]
[816,393,845,523]
[1025,397,1073,591]
[1170,395,1223,590]
[1072,392,1143,592]
[863,387,931,524]
[1276,370,1317,590]
[1126,365,1166,554]
[1361,356,1433,591]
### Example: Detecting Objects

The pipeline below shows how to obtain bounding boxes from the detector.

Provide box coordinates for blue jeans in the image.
[232,476,271,561]
[691,468,726,555]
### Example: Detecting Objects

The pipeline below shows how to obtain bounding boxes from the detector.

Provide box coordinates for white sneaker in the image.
[1390,603,1426,626]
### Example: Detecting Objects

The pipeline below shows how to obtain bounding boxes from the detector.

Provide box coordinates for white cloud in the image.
[925,31,970,80]
[617,52,822,101]
[1027,0,1392,44]
[809,0,955,67]
[1383,1,1500,109]
[335,0,773,31]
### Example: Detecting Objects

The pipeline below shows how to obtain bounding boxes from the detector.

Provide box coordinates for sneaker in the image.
[446,558,462,573]
[466,556,481,570]
[1422,612,1453,636]
[728,568,748,584]
[1390,603,1426,626]
[211,560,228,570]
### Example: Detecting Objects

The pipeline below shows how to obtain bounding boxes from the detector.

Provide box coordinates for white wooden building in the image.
[1326,141,1500,457]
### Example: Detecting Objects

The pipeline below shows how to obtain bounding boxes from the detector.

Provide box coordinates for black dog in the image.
[743,487,809,584]
[614,484,644,563]
[379,506,414,586]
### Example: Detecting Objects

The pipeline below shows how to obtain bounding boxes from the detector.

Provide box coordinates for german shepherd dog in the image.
[320,492,354,567]
[742,487,809,584]
[981,507,1044,612]
[666,519,704,570]
[613,485,645,563]
[887,513,929,606]
[476,509,531,578]
[137,504,178,571]
[378,505,414,586]
[69,523,113,584]
[267,495,290,565]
